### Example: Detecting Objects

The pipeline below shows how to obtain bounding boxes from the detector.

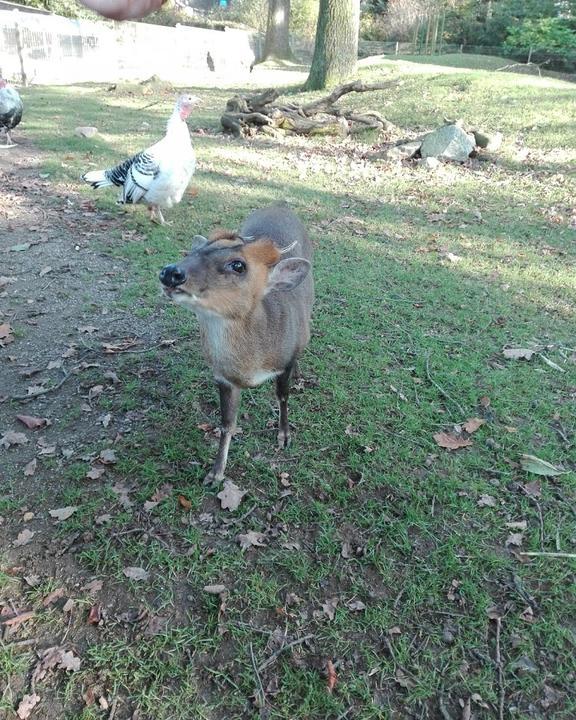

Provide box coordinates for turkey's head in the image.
[0,79,8,89]
[177,94,201,120]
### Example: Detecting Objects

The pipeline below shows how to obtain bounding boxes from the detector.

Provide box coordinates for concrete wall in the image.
[0,9,260,85]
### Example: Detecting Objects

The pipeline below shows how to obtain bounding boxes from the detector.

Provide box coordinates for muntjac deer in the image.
[160,203,314,484]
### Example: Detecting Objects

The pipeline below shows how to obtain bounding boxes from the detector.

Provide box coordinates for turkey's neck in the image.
[166,108,191,145]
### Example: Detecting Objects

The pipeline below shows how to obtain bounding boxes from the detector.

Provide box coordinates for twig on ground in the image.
[4,637,38,648]
[7,370,73,402]
[532,499,545,551]
[495,616,505,720]
[424,354,466,417]
[108,696,119,720]
[519,551,576,559]
[257,634,314,673]
[249,642,266,709]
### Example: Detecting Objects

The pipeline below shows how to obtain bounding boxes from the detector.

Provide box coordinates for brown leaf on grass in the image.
[326,659,337,693]
[123,566,149,582]
[143,500,159,512]
[16,415,49,430]
[463,418,485,434]
[86,466,105,480]
[520,606,534,623]
[1,611,35,627]
[23,459,37,477]
[13,529,35,547]
[88,385,104,401]
[42,588,65,607]
[320,597,339,621]
[144,614,169,637]
[150,483,173,502]
[32,646,81,682]
[505,532,524,547]
[111,482,133,509]
[433,432,473,450]
[81,579,103,594]
[87,604,102,625]
[102,338,138,353]
[49,506,78,521]
[0,322,14,346]
[16,693,41,719]
[99,448,117,465]
[237,531,267,551]
[522,479,542,498]
[95,514,112,525]
[502,348,535,360]
[217,480,247,511]
[541,684,563,709]
[477,494,497,508]
[1,431,29,449]
[178,494,192,510]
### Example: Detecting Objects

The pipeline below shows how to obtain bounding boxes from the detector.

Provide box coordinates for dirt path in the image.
[0,141,179,717]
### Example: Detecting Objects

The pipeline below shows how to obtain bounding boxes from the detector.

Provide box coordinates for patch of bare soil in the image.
[0,142,180,719]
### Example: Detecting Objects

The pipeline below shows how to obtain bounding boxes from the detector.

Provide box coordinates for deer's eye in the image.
[227,260,246,274]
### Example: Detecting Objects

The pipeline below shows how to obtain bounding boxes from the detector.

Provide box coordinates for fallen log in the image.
[220,79,400,138]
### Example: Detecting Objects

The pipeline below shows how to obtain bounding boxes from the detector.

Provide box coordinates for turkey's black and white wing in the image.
[105,150,160,204]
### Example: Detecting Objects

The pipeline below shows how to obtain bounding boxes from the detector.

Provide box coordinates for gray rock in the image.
[420,156,440,170]
[374,140,421,161]
[420,124,475,162]
[75,126,98,138]
[473,129,503,151]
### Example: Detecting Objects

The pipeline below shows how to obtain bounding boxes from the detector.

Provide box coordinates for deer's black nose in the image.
[160,264,186,288]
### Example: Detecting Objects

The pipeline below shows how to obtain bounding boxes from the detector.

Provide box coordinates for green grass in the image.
[3,58,576,719]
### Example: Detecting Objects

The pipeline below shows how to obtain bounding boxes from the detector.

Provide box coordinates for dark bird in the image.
[0,78,23,148]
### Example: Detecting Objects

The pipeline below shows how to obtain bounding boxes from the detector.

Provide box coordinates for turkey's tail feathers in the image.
[82,169,113,189]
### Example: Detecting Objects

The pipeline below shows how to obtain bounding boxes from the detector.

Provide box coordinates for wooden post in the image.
[13,10,28,87]
[527,45,533,63]
[395,41,399,56]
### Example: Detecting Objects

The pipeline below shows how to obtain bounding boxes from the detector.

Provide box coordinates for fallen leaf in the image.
[503,348,535,360]
[144,614,169,637]
[32,646,81,682]
[62,599,75,613]
[95,514,112,525]
[506,532,524,547]
[520,454,567,476]
[433,431,473,450]
[47,359,62,370]
[178,494,192,510]
[99,412,112,427]
[237,531,267,550]
[541,684,563,709]
[39,266,52,277]
[522,479,542,498]
[326,659,337,693]
[23,512,34,521]
[506,520,527,530]
[463,417,485,434]
[123,566,149,582]
[16,415,49,430]
[477,494,497,507]
[13,529,35,547]
[16,693,41,719]
[86,466,105,480]
[88,385,104,401]
[78,325,98,334]
[203,584,227,595]
[87,604,102,625]
[99,448,117,464]
[320,597,339,621]
[143,501,159,512]
[81,579,103,594]
[23,459,37,477]
[1,611,35,627]
[520,606,534,623]
[341,541,353,559]
[150,483,173,502]
[1,431,29,449]
[42,588,65,607]
[394,668,416,689]
[387,625,402,635]
[217,480,247,511]
[346,599,366,612]
[49,506,78,521]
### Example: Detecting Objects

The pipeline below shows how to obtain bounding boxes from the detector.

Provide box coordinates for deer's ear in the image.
[192,234,209,249]
[265,258,310,293]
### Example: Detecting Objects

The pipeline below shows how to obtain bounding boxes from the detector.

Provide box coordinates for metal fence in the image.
[358,39,576,73]
[0,8,260,85]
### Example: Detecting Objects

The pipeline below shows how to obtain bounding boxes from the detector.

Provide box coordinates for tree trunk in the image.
[262,0,293,61]
[303,0,360,91]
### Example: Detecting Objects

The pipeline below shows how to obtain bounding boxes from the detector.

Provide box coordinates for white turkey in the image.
[0,78,23,148]
[82,93,200,224]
